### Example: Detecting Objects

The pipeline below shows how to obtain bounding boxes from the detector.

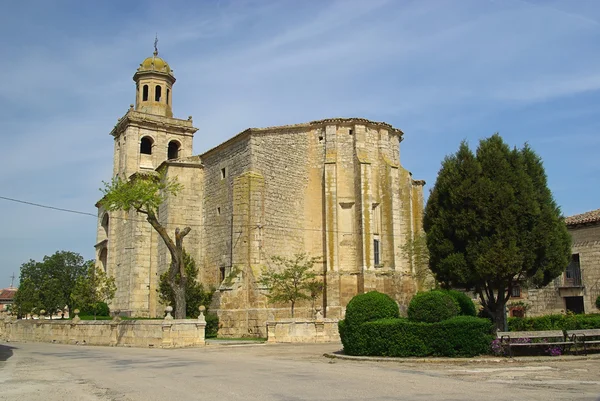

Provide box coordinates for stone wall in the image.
[266,319,340,343]
[0,317,206,348]
[205,119,426,336]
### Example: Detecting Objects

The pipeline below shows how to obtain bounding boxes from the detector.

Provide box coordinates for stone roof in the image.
[0,287,16,302]
[201,117,404,158]
[565,208,600,227]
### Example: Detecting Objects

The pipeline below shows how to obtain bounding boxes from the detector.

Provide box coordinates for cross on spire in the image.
[9,272,15,288]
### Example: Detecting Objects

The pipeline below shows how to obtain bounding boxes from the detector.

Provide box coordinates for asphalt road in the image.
[1,342,599,401]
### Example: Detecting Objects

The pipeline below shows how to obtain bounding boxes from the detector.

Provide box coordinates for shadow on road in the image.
[0,344,15,362]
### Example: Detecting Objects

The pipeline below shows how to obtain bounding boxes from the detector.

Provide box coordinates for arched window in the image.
[142,85,149,101]
[101,213,109,237]
[99,248,108,273]
[166,88,170,105]
[155,85,162,102]
[140,136,153,155]
[168,141,180,159]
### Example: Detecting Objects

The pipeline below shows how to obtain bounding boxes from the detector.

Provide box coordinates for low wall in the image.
[266,319,340,343]
[0,317,206,348]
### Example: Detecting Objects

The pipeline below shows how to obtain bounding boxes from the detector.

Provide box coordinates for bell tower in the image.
[108,42,198,180]
[96,42,198,317]
[133,40,175,118]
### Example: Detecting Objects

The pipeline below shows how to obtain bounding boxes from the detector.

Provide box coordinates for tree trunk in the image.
[291,301,295,318]
[145,213,191,319]
[479,286,508,332]
[493,308,506,332]
[172,281,186,319]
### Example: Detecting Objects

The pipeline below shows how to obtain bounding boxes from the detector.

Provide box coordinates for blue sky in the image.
[1,0,599,288]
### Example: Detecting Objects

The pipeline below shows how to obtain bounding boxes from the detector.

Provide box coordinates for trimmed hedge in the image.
[206,313,219,338]
[344,291,399,326]
[443,290,476,317]
[508,313,600,331]
[407,291,459,323]
[340,316,493,357]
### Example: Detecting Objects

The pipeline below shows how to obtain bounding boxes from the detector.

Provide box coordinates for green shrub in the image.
[407,291,459,323]
[206,313,219,338]
[80,302,110,317]
[443,290,476,316]
[596,295,600,310]
[344,291,399,326]
[508,313,600,331]
[340,316,493,357]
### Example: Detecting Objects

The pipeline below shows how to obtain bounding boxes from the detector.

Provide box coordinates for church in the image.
[95,49,427,337]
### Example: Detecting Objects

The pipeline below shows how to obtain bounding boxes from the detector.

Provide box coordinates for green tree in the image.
[13,251,88,318]
[259,253,323,318]
[423,134,571,331]
[71,262,117,319]
[99,171,192,319]
[158,250,214,318]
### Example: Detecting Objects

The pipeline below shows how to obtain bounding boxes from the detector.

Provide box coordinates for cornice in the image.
[110,109,198,138]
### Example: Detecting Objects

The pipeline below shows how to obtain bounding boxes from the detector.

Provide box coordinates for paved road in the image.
[1,341,599,401]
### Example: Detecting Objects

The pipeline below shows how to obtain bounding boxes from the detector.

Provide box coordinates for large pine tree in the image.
[423,134,571,331]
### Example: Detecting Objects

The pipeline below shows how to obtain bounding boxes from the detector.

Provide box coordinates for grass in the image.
[213,337,267,342]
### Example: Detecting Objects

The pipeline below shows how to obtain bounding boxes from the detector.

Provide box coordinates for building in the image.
[0,286,17,313]
[95,49,427,336]
[509,208,600,317]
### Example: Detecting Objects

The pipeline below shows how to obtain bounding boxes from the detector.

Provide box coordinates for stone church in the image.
[95,50,427,337]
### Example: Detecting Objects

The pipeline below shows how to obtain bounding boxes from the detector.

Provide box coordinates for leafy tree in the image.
[100,171,192,319]
[158,250,214,318]
[259,253,323,318]
[13,251,88,318]
[71,262,116,319]
[401,232,435,290]
[423,134,571,331]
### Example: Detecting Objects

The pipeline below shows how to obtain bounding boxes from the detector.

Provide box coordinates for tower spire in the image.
[154,34,158,57]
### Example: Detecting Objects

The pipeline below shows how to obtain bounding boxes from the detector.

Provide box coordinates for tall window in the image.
[372,204,381,235]
[140,136,153,155]
[168,141,180,159]
[101,213,109,237]
[166,88,170,105]
[142,85,149,101]
[566,254,582,286]
[99,248,108,273]
[374,239,380,266]
[155,85,162,102]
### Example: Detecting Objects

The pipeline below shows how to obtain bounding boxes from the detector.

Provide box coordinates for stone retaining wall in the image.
[0,317,206,348]
[266,319,340,343]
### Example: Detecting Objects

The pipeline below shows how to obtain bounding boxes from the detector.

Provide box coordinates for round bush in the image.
[344,291,399,326]
[407,291,459,323]
[443,290,476,316]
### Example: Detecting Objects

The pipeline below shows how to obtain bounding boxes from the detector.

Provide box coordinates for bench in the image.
[497,330,573,357]
[566,329,600,355]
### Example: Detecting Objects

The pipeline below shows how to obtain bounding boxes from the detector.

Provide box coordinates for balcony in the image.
[557,261,584,297]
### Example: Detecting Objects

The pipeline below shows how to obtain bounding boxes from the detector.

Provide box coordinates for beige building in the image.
[508,209,600,317]
[95,50,426,337]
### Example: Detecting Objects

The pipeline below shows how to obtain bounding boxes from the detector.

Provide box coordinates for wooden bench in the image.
[497,330,573,357]
[566,329,600,355]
